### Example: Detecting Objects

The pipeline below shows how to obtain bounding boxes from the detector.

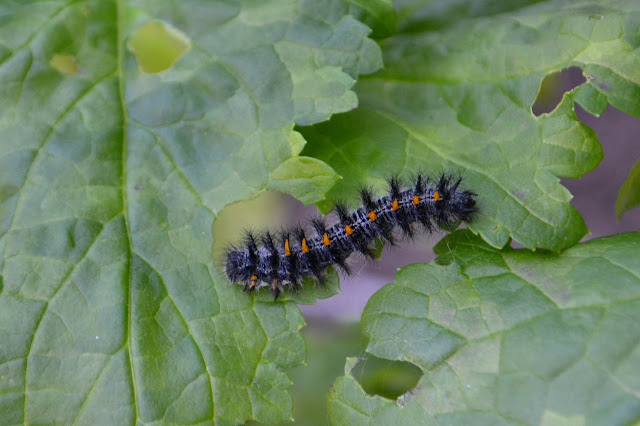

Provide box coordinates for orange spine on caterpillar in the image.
[224,173,477,300]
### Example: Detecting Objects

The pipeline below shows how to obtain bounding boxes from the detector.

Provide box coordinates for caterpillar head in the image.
[225,249,252,282]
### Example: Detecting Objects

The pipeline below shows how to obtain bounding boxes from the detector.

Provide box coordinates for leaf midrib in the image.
[115,2,220,422]
[115,0,138,420]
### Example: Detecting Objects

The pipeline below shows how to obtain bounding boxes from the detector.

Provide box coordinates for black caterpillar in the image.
[224,173,477,300]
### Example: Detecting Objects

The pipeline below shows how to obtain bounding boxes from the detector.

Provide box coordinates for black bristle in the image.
[311,218,328,236]
[335,202,351,224]
[388,176,402,200]
[332,255,351,275]
[360,187,377,211]
[414,174,426,195]
[450,176,462,193]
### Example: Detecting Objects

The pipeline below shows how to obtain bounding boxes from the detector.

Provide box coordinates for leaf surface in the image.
[301,0,640,251]
[0,1,382,423]
[329,231,640,425]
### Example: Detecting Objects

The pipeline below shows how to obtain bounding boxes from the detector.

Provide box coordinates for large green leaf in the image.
[300,0,640,251]
[329,231,640,424]
[0,1,382,423]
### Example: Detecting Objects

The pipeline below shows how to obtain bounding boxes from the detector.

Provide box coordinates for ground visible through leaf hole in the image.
[351,355,423,400]
[532,66,585,115]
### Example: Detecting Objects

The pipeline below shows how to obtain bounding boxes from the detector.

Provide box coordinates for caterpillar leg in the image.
[244,276,258,292]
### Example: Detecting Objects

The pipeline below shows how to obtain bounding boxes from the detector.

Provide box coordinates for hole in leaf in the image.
[49,54,80,76]
[212,191,292,269]
[532,67,585,116]
[351,355,423,400]
[128,20,191,73]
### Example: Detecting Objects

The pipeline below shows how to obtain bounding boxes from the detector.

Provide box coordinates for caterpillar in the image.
[224,173,477,300]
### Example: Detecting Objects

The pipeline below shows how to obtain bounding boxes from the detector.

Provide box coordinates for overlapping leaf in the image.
[301,0,640,251]
[0,0,382,423]
[329,231,640,424]
[617,159,640,219]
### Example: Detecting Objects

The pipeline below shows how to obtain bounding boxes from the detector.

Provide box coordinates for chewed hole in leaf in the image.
[212,191,292,269]
[49,54,81,75]
[351,355,423,400]
[128,20,191,73]
[532,66,585,116]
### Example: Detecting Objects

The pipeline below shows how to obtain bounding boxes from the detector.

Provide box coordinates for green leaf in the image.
[342,0,398,39]
[616,158,640,219]
[301,0,640,251]
[573,9,640,118]
[0,1,381,424]
[329,231,640,424]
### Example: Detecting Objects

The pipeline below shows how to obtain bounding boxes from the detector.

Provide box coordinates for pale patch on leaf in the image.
[49,54,81,75]
[128,20,191,73]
